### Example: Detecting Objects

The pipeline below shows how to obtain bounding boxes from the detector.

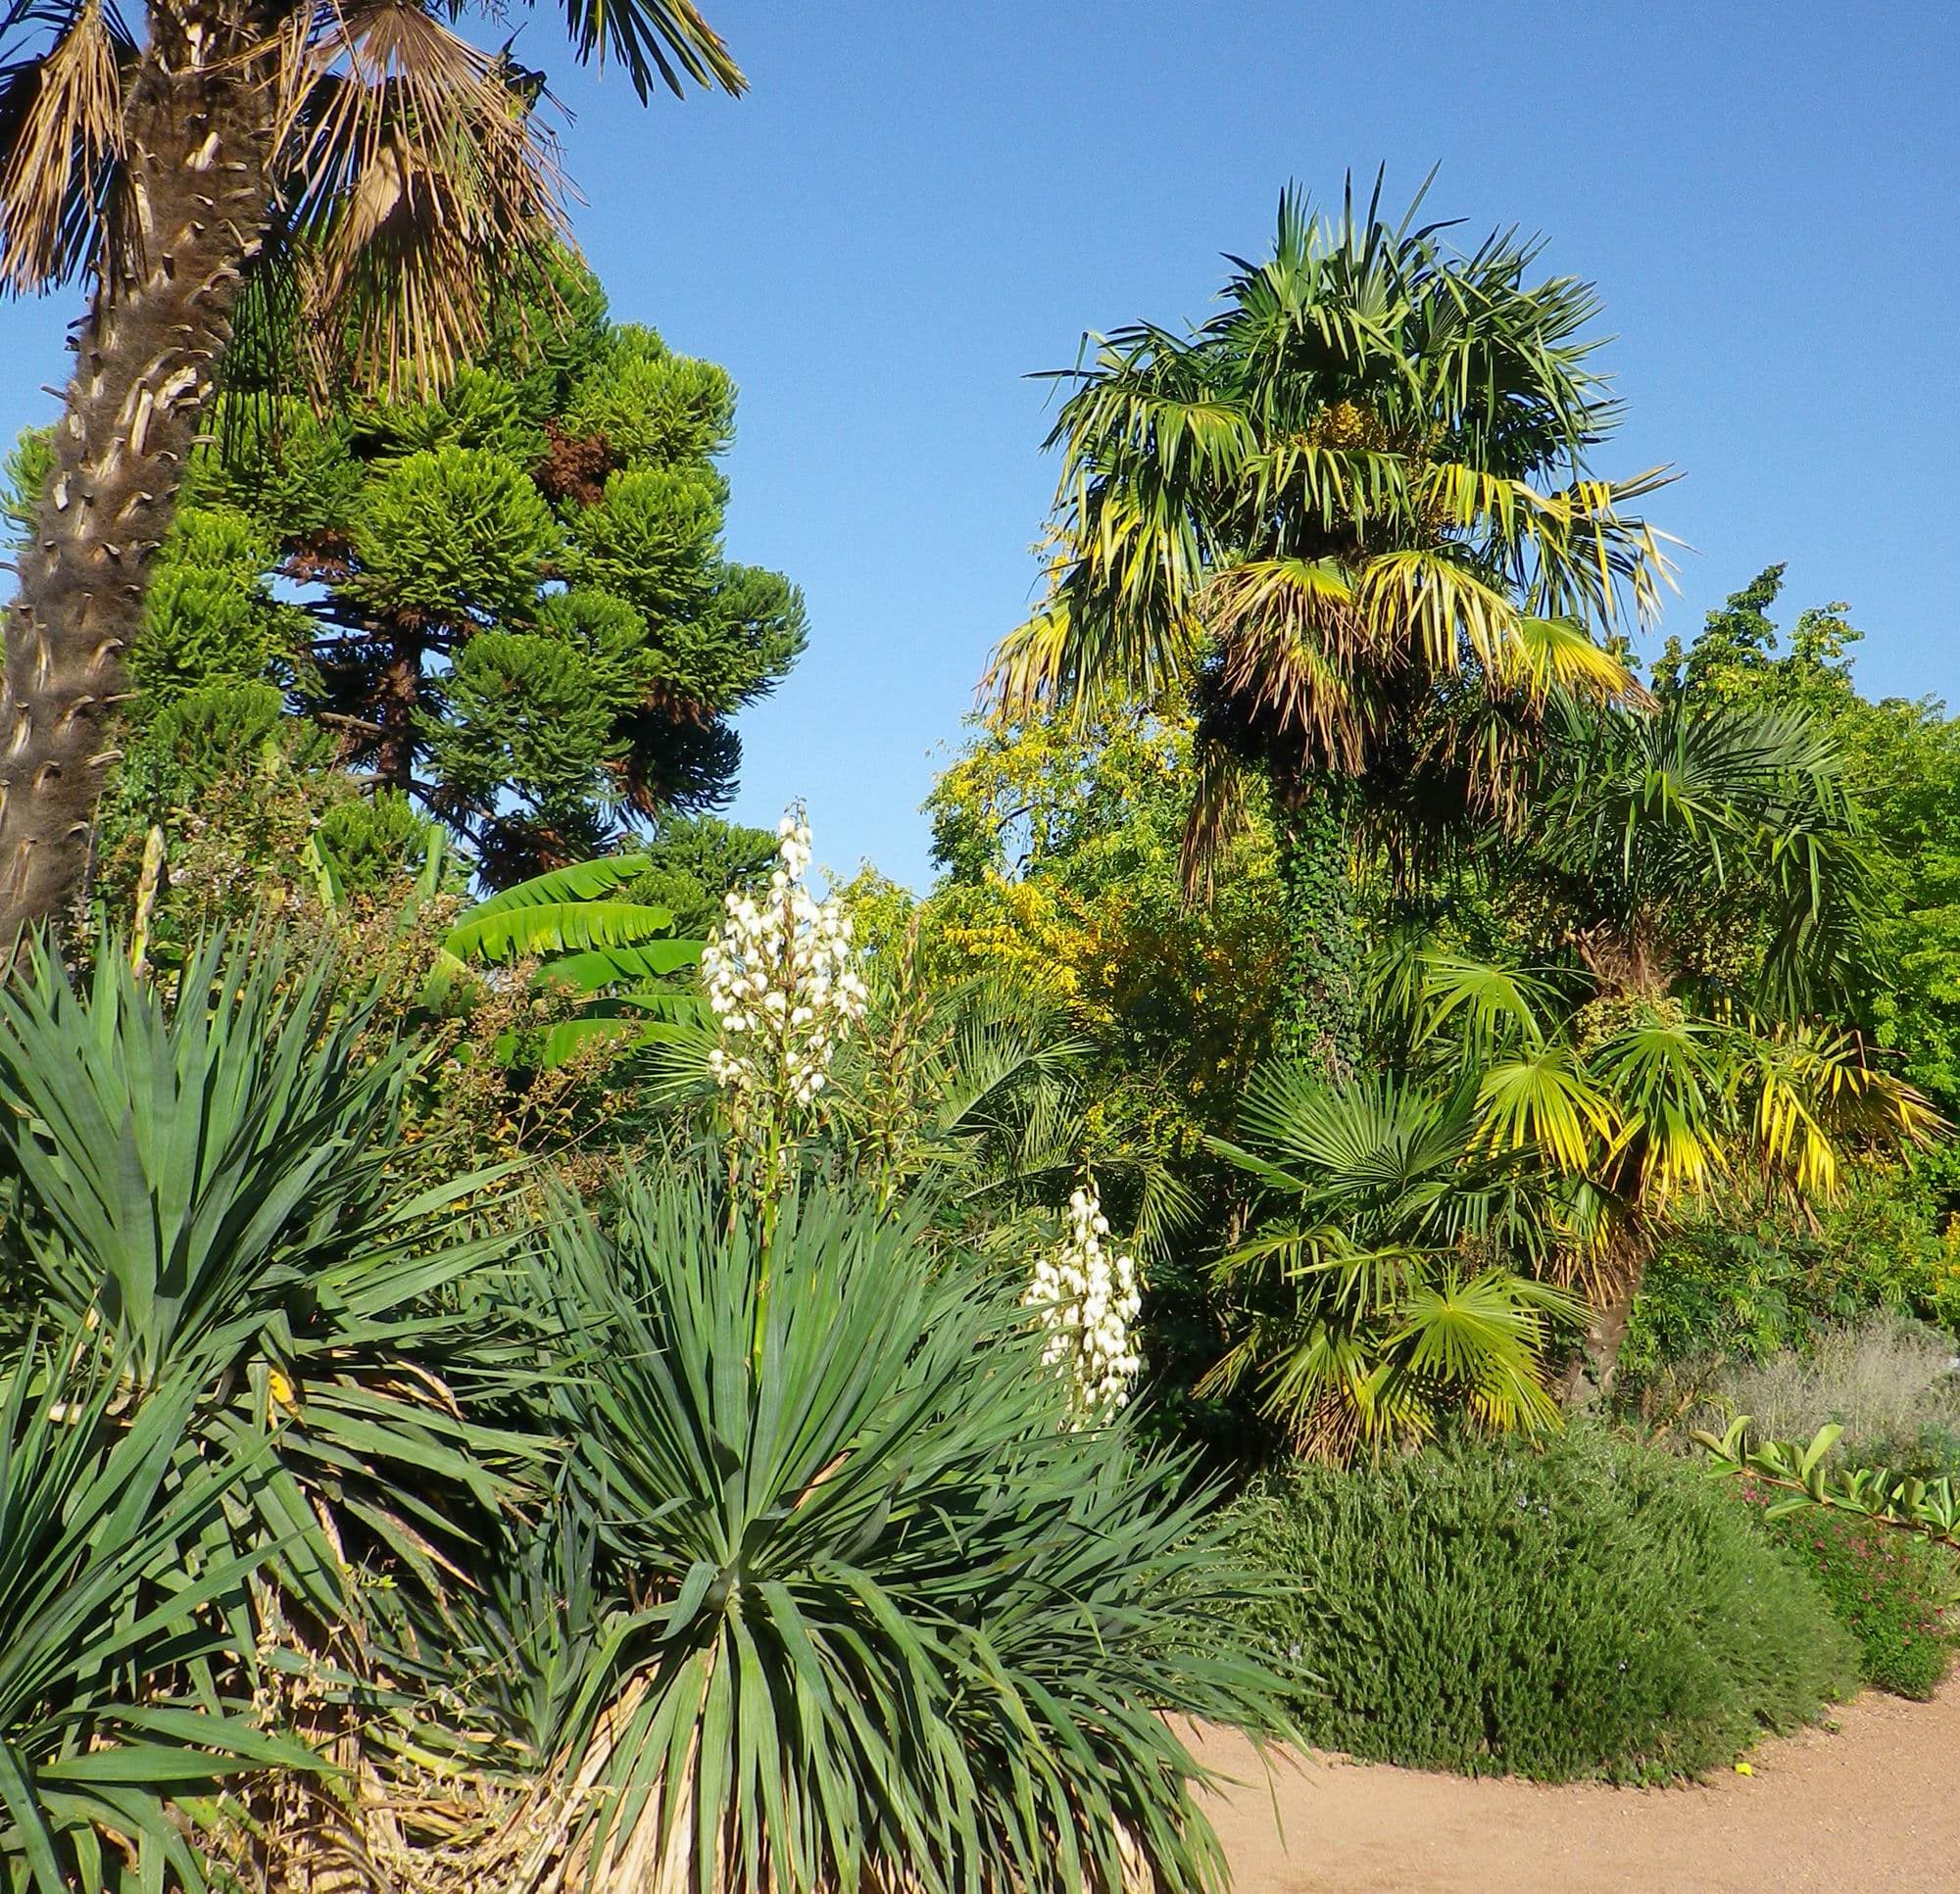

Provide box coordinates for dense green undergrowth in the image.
[1746,1487,1957,1699]
[1230,1432,1857,1783]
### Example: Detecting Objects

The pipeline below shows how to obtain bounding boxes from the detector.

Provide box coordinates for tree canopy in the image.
[91,268,805,886]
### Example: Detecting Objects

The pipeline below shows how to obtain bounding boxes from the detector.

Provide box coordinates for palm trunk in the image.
[0,5,274,945]
[1563,935,1675,1405]
[1273,775,1361,1084]
[1562,1271,1640,1406]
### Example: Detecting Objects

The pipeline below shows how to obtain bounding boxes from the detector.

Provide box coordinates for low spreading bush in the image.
[1230,1430,1856,1783]
[1744,1491,1957,1699]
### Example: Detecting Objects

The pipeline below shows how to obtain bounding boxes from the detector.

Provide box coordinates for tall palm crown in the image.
[990,179,1673,865]
[0,0,737,939]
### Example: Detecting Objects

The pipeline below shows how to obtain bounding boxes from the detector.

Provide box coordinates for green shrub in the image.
[1620,1165,1951,1396]
[475,1172,1288,1892]
[1230,1430,1856,1782]
[1748,1493,1956,1699]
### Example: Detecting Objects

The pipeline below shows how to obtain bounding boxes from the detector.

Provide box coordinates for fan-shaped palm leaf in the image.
[1474,1044,1617,1174]
[1209,1062,1581,1453]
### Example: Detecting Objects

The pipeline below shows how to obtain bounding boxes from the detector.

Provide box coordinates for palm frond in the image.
[0,0,127,292]
[553,0,742,103]
[1473,1044,1617,1173]
[1588,1015,1727,1203]
[1203,556,1369,767]
[276,0,570,396]
[1730,1019,1943,1201]
[1414,951,1565,1055]
[1379,1266,1579,1435]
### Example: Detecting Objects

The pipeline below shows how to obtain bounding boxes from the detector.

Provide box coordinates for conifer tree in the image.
[97,267,805,887]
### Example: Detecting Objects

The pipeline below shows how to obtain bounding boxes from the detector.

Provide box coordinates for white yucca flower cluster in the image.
[1025,1181,1143,1425]
[702,814,868,1114]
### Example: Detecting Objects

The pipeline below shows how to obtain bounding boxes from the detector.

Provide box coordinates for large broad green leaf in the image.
[444,897,678,963]
[534,995,712,1070]
[441,856,707,1075]
[527,939,703,994]
[459,855,656,921]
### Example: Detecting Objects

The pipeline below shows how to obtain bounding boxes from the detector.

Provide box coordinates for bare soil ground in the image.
[1190,1678,1960,1892]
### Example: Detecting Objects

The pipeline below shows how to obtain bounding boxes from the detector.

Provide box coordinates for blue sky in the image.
[2,0,1952,888]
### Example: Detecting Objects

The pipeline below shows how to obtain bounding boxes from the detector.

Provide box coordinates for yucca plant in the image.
[1205,1062,1585,1457]
[0,1335,308,1893]
[0,928,543,1883]
[0,930,531,1612]
[440,853,706,1069]
[471,1170,1283,1893]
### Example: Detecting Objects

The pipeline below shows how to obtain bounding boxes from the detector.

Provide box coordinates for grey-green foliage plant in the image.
[1697,1416,1960,1553]
[0,1339,307,1893]
[1231,1430,1856,1783]
[485,1170,1285,1893]
[0,932,527,1618]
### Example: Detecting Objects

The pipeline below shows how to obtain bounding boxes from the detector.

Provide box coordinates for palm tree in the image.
[1205,1061,1585,1458]
[0,0,740,943]
[1374,692,1943,1394]
[987,177,1671,1077]
[1524,694,1870,1019]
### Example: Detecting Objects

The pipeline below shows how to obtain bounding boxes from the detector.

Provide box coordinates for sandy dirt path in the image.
[1190,1679,1960,1892]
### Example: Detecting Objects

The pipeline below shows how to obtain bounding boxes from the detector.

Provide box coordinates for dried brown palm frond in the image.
[1200,556,1371,771]
[0,0,127,290]
[272,0,570,396]
[1178,737,1259,902]
[480,1662,1162,1894]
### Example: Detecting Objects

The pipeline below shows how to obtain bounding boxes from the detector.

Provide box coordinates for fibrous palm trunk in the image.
[0,3,275,944]
[1562,1267,1642,1407]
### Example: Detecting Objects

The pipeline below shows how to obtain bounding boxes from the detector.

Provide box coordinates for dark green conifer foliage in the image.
[112,268,806,887]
